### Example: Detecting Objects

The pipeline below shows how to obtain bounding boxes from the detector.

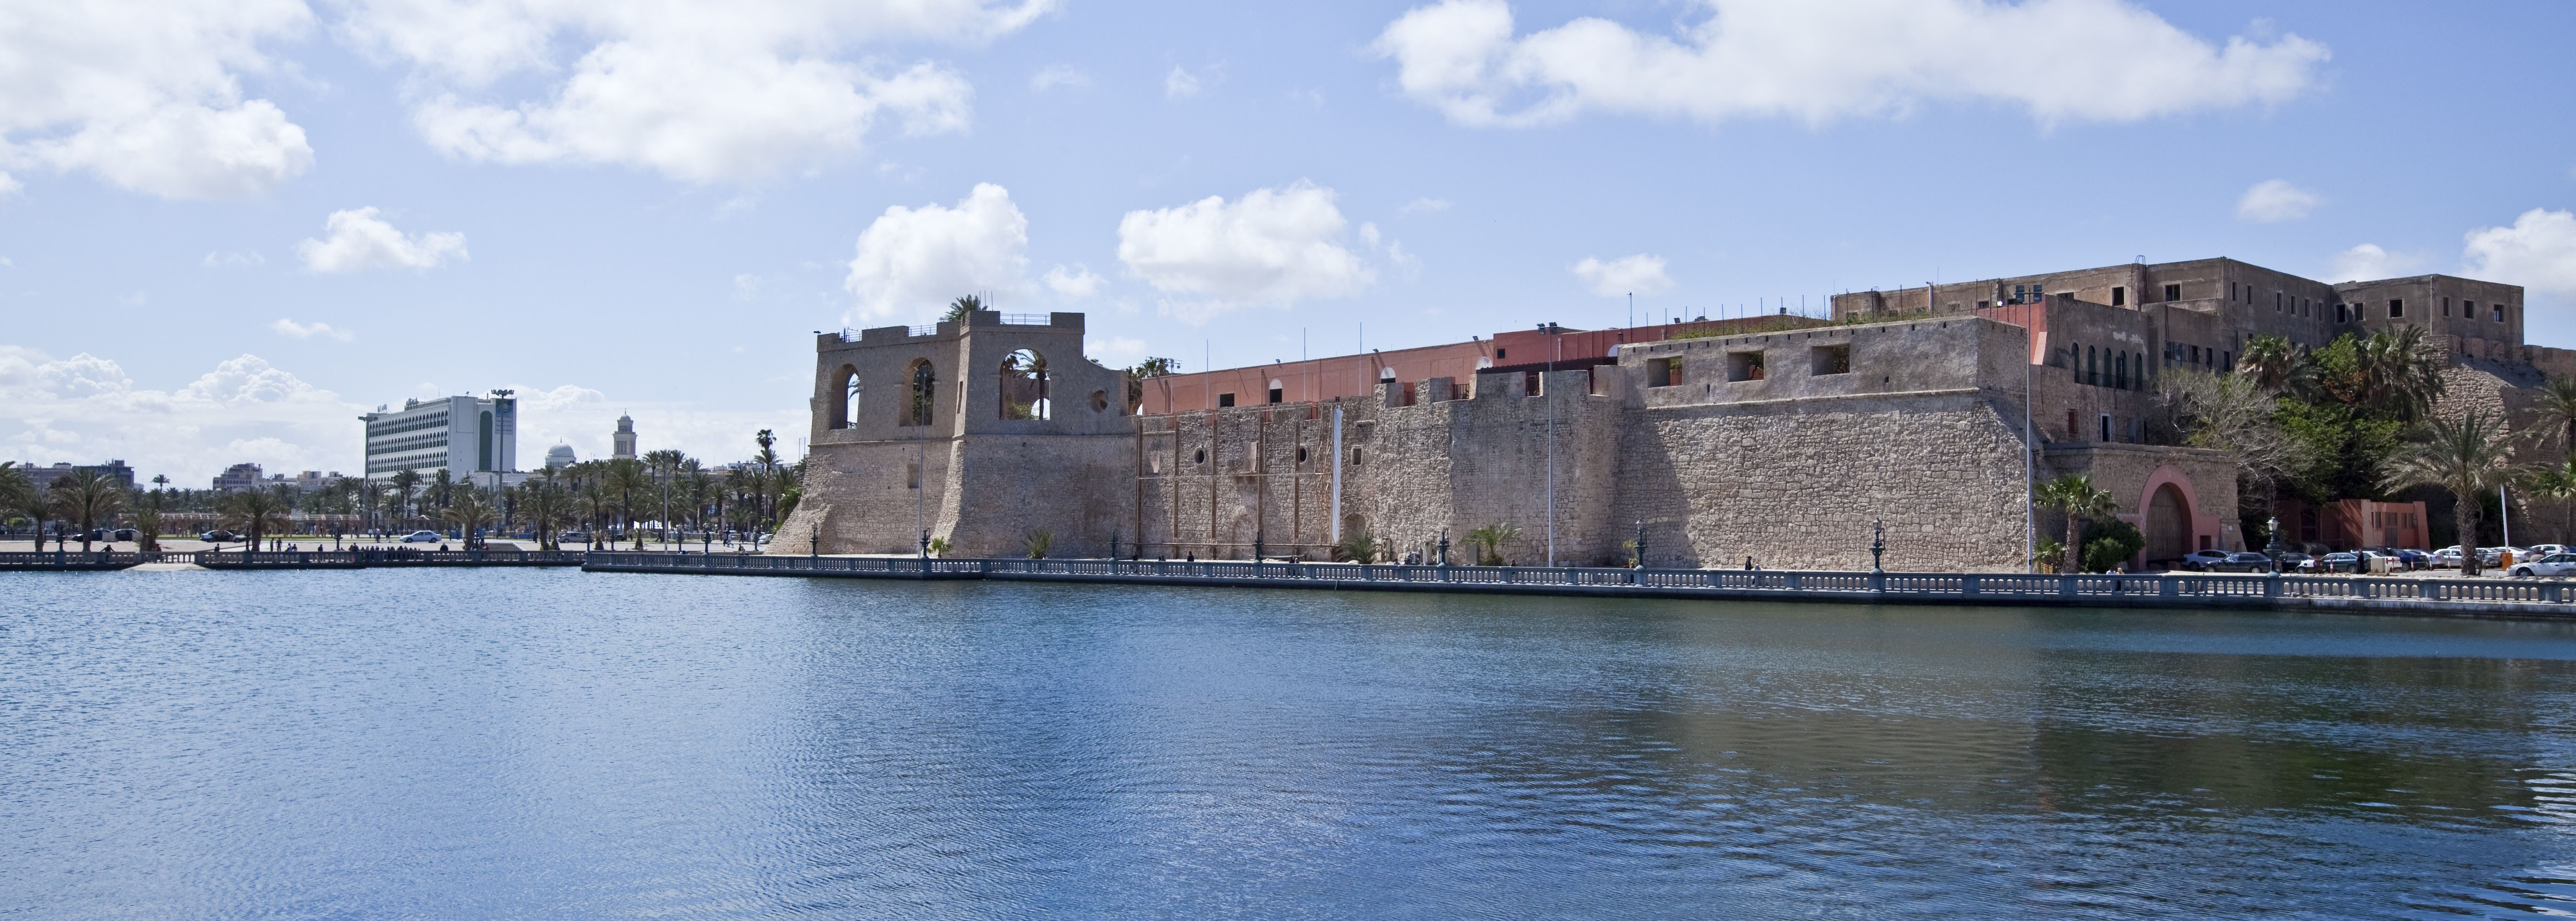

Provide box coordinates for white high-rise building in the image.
[362,393,517,481]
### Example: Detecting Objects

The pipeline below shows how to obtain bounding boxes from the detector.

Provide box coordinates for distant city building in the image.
[612,414,637,461]
[361,393,517,481]
[545,444,576,469]
[267,470,346,493]
[22,459,134,492]
[213,463,263,491]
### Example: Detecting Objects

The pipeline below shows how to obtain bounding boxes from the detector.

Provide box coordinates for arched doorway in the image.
[2145,483,2191,564]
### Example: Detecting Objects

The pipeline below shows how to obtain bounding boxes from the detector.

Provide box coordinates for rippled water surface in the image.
[8,570,2576,918]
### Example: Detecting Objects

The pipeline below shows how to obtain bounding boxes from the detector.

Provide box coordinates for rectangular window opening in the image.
[2389,298,2404,319]
[1267,387,1283,404]
[2164,284,2181,302]
[1727,350,1766,382]
[1811,344,1851,376]
[2100,414,2113,442]
[2111,286,2125,307]
[1647,357,1682,388]
[907,463,921,489]
[2496,304,2508,323]
[1217,392,1236,407]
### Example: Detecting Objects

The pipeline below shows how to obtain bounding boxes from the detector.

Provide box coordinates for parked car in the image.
[2510,553,2576,578]
[559,530,591,544]
[2178,549,2232,571]
[401,530,442,543]
[2530,544,2569,558]
[2313,552,2363,573]
[2432,548,2465,569]
[2207,552,2275,573]
[2276,552,2315,571]
[108,528,139,542]
[199,530,237,542]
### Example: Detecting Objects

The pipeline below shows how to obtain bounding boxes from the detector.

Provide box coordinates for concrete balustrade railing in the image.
[575,553,2576,615]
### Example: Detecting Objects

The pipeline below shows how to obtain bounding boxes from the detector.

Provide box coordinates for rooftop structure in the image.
[612,414,637,461]
[213,463,263,492]
[22,459,134,493]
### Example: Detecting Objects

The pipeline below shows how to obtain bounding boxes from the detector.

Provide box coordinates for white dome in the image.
[545,444,576,468]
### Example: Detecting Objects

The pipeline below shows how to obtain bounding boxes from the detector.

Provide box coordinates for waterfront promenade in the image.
[582,552,2576,619]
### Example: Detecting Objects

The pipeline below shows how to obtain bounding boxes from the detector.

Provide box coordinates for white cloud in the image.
[1398,196,1451,214]
[271,318,354,341]
[2236,179,2321,223]
[732,273,762,301]
[843,183,1029,321]
[2464,208,2576,298]
[1372,0,2328,129]
[2328,244,2421,283]
[1086,335,1147,366]
[349,0,1047,183]
[1044,263,1105,298]
[1116,181,1374,323]
[202,249,264,268]
[1571,254,1671,296]
[0,347,363,486]
[1165,66,1203,99]
[295,207,468,273]
[0,172,19,197]
[0,0,315,199]
[1030,65,1091,92]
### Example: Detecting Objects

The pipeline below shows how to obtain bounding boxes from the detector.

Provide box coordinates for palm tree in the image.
[0,462,35,550]
[440,486,498,549]
[2034,474,2118,574]
[644,448,686,547]
[943,294,985,323]
[388,469,423,529]
[576,482,615,547]
[219,486,293,554]
[2525,458,2576,547]
[517,480,572,551]
[2534,376,2576,462]
[2354,326,2446,420]
[2235,334,2304,393]
[132,489,164,553]
[49,470,126,553]
[606,459,650,549]
[1465,523,1522,566]
[2385,409,2527,577]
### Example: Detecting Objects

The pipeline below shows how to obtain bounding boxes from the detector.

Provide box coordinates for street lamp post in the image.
[2263,515,2286,575]
[1870,519,1886,574]
[1633,519,1647,569]
[1437,528,1449,567]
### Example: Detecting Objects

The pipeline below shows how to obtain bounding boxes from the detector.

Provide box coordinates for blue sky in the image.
[4,0,2573,485]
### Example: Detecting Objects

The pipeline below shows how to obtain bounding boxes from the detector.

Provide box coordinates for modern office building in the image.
[361,393,518,481]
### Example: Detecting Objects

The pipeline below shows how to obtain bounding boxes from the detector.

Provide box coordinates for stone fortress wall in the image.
[781,255,2544,571]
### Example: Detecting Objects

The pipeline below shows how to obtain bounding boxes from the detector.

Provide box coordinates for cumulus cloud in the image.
[0,172,19,197]
[1116,181,1374,323]
[843,183,1030,321]
[0,347,362,486]
[0,1,315,199]
[1165,66,1203,99]
[1044,263,1105,298]
[2236,179,2321,223]
[1029,65,1090,92]
[1571,254,1671,296]
[2464,208,2576,298]
[1372,0,2328,128]
[295,207,468,273]
[345,0,1047,183]
[2328,244,2422,283]
[1399,196,1451,214]
[271,318,354,341]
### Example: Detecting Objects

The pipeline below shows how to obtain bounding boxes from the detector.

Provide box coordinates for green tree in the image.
[49,470,126,553]
[388,469,423,528]
[1333,528,1380,564]
[2035,474,2118,574]
[2533,375,2576,462]
[2385,409,2526,576]
[644,448,686,547]
[219,486,293,553]
[2235,334,2304,393]
[1125,356,1180,414]
[606,459,650,550]
[0,462,36,549]
[942,294,985,323]
[2525,458,2576,548]
[440,486,498,549]
[1464,522,1521,566]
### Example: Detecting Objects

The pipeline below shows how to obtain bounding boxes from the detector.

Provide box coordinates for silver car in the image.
[2509,553,2576,578]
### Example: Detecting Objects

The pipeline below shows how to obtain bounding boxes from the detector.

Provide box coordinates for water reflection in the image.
[3,572,2573,918]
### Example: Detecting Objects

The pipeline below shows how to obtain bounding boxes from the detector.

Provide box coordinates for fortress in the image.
[777,259,2558,571]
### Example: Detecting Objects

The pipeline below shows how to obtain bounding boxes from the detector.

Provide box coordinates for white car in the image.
[2431,548,2464,569]
[401,530,443,543]
[2509,553,2576,578]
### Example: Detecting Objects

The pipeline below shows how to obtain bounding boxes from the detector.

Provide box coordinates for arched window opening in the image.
[905,360,937,426]
[1267,379,1285,404]
[830,364,859,429]
[1000,349,1049,420]
[1090,390,1108,413]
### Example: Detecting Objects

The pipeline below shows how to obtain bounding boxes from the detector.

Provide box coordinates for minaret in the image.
[612,413,637,460]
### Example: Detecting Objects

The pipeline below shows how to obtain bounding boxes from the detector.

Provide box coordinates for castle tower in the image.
[612,414,637,460]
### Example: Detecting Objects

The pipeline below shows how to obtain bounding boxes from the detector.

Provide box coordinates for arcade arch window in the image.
[904,360,936,426]
[999,349,1049,420]
[831,365,861,430]
[1268,379,1285,404]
